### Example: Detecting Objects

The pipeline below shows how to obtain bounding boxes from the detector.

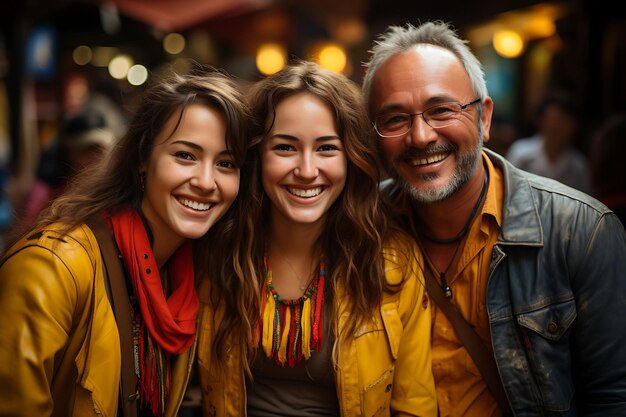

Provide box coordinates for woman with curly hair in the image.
[0,63,250,417]
[197,60,436,416]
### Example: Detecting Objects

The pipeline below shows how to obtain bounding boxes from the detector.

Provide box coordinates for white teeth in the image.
[410,153,447,166]
[179,199,212,211]
[288,187,322,198]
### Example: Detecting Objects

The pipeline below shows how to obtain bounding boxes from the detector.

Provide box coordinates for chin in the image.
[177,222,215,240]
[287,210,326,225]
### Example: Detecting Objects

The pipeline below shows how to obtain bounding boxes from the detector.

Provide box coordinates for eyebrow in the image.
[377,96,459,114]
[269,133,341,142]
[172,140,203,151]
[376,103,406,114]
[171,140,232,156]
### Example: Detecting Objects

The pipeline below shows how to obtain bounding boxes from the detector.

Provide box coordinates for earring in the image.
[140,172,146,192]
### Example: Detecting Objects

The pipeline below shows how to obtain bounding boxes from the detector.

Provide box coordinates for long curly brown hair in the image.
[33,62,257,364]
[235,60,405,365]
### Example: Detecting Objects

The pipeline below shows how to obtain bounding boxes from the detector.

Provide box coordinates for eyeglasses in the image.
[374,98,481,138]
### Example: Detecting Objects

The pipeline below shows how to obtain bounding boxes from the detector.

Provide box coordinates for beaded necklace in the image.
[260,256,325,368]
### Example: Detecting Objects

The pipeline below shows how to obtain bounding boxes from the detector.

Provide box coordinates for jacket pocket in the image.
[354,306,401,416]
[515,299,577,411]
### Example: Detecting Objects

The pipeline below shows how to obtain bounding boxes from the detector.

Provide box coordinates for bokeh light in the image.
[163,33,186,55]
[318,44,346,73]
[108,54,133,79]
[256,43,286,75]
[127,64,148,86]
[493,30,524,58]
[72,45,92,66]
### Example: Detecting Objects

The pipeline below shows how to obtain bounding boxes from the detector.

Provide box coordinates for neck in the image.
[143,222,185,269]
[267,213,324,299]
[268,212,324,258]
[152,239,184,270]
[138,206,184,269]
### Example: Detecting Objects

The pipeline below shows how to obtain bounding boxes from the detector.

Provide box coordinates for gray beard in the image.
[395,136,483,204]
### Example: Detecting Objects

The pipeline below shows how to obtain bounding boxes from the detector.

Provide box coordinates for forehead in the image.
[369,45,473,114]
[275,92,329,114]
[270,92,336,129]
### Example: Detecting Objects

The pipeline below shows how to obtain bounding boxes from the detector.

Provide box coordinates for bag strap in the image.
[86,215,138,417]
[422,264,512,414]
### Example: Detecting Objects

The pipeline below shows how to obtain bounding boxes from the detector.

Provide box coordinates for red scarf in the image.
[108,210,198,354]
[107,210,198,415]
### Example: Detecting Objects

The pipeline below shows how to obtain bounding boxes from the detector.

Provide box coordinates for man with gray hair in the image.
[363,20,626,416]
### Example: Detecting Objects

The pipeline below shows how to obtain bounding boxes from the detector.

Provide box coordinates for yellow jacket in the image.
[0,223,195,417]
[196,237,437,416]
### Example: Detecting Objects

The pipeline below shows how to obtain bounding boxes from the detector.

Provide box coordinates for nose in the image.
[293,154,319,179]
[405,113,437,148]
[190,165,217,191]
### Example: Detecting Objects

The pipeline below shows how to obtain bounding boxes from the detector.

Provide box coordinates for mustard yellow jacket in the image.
[196,238,437,417]
[0,223,195,417]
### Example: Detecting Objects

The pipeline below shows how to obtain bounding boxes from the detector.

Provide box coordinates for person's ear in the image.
[480,97,494,144]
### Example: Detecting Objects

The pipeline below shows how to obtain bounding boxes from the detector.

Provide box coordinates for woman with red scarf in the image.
[0,63,250,417]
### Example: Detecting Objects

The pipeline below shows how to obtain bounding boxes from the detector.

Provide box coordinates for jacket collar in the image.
[483,149,543,246]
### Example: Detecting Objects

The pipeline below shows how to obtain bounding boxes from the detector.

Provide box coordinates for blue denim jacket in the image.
[384,149,626,416]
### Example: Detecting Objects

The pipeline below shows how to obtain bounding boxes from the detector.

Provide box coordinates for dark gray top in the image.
[246,302,339,416]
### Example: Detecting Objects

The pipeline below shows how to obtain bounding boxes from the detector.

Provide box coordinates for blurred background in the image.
[1,0,625,246]
[2,1,626,412]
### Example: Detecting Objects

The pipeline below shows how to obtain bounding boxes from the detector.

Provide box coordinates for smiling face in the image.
[261,92,347,229]
[369,45,493,203]
[141,103,240,248]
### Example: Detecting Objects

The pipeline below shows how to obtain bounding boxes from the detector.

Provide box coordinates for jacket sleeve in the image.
[0,244,81,416]
[387,244,438,417]
[572,211,626,415]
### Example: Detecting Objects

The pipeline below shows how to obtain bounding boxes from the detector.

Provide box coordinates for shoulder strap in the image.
[422,265,511,414]
[86,215,138,417]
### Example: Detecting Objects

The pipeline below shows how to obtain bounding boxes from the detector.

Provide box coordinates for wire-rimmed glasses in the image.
[374,98,481,138]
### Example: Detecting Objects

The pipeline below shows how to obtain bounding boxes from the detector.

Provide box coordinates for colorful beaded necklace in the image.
[259,256,325,367]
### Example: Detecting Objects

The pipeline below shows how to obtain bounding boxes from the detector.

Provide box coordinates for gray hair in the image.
[362,20,488,107]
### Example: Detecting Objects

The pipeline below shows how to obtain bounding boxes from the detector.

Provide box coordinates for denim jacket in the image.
[384,149,626,416]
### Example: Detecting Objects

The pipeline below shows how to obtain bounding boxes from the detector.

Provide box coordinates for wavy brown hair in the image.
[33,62,256,363]
[238,60,403,360]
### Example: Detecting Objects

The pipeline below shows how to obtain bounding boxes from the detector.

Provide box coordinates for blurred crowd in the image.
[0,79,127,251]
[487,88,626,228]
